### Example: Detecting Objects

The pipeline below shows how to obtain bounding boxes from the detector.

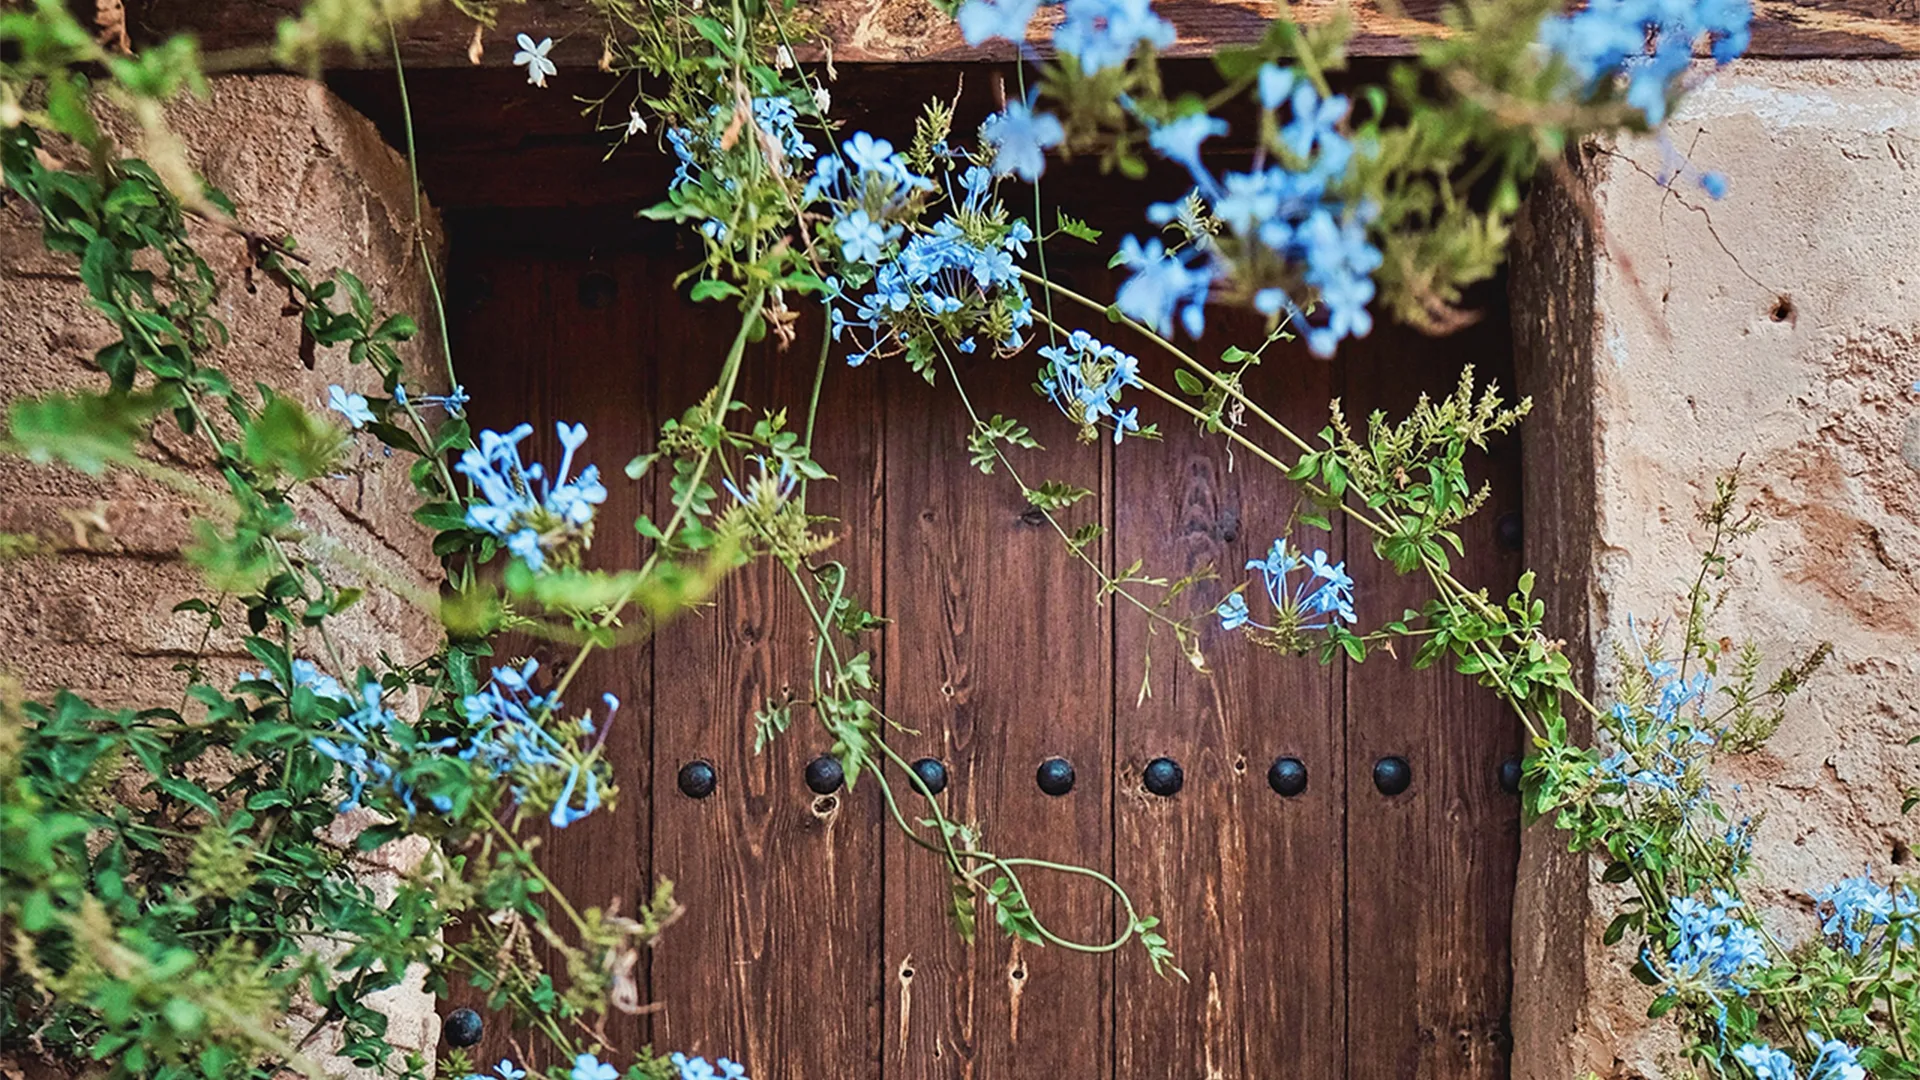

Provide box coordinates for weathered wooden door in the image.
[449,215,1522,1080]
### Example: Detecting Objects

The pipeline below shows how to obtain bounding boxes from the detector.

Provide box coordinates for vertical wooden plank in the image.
[648,285,885,1080]
[881,342,1113,1080]
[1109,307,1346,1080]
[454,249,657,1065]
[1340,320,1524,1080]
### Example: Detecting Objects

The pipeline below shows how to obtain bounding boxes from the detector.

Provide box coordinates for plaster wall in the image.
[0,76,448,1076]
[1514,58,1920,1078]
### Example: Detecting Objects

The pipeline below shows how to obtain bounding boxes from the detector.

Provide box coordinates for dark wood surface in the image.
[454,251,659,1066]
[881,331,1115,1080]
[131,0,1920,66]
[446,214,1523,1078]
[1341,322,1525,1080]
[1104,290,1348,1080]
[648,296,887,1075]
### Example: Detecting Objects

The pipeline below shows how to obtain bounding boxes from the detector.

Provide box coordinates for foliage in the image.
[2,2,1910,1080]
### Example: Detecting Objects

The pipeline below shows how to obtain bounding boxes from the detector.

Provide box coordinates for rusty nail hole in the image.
[1019,508,1046,527]
[898,960,915,981]
[1009,964,1027,982]
[811,794,838,816]
[1770,296,1794,323]
[1233,754,1247,774]
[940,681,955,697]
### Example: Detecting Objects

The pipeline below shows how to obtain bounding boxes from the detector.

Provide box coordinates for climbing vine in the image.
[1,2,1911,1080]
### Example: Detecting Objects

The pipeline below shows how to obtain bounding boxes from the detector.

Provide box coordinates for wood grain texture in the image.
[449,249,657,1065]
[1339,320,1524,1080]
[1101,282,1347,1080]
[130,0,1920,66]
[648,297,885,1079]
[881,340,1113,1080]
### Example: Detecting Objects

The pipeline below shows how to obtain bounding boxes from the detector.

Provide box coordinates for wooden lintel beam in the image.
[129,0,1919,71]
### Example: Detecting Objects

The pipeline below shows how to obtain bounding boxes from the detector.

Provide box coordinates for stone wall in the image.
[0,76,448,1075]
[1513,59,1920,1078]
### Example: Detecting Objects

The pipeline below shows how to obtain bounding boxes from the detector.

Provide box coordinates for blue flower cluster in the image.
[462,659,617,829]
[958,0,1174,75]
[1217,540,1356,635]
[1597,648,1717,798]
[1813,870,1916,955]
[1122,67,1381,357]
[458,422,607,572]
[310,682,457,816]
[1037,329,1143,443]
[1538,0,1752,125]
[1737,1037,1867,1080]
[667,96,818,243]
[957,0,1175,182]
[394,382,470,417]
[812,144,1037,366]
[1663,890,1766,995]
[671,1052,751,1080]
[981,97,1064,182]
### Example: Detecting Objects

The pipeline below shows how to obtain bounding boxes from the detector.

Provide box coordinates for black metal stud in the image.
[677,759,717,799]
[1036,757,1076,797]
[1373,755,1412,796]
[444,1007,483,1048]
[805,756,845,795]
[1499,756,1523,795]
[1268,756,1308,797]
[1496,511,1524,553]
[910,757,949,796]
[1142,757,1184,797]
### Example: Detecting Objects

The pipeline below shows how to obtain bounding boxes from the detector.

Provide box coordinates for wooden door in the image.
[451,218,1521,1080]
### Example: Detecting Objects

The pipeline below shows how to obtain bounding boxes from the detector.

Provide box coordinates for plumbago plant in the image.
[0,4,1911,1080]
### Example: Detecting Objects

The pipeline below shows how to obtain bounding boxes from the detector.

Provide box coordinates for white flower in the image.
[627,108,647,136]
[327,385,375,429]
[812,85,831,114]
[775,44,795,69]
[513,34,556,88]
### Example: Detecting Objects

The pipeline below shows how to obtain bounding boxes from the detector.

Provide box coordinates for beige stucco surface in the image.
[0,76,447,1074]
[1516,58,1920,1078]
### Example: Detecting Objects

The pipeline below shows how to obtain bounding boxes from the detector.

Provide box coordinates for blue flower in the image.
[310,682,457,816]
[456,421,608,572]
[462,660,617,827]
[671,1053,751,1080]
[982,99,1064,181]
[571,1054,617,1080]
[1814,871,1896,954]
[1807,1037,1866,1080]
[493,1062,527,1080]
[1736,1044,1797,1080]
[1216,591,1252,630]
[834,209,899,263]
[1148,112,1230,189]
[1054,0,1176,73]
[1258,64,1298,109]
[957,0,1041,45]
[1114,235,1213,338]
[1664,891,1766,994]
[1037,329,1144,440]
[328,385,376,429]
[1699,171,1729,199]
[1538,0,1752,124]
[1224,539,1357,636]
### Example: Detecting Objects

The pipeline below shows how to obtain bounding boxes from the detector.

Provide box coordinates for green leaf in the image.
[1054,209,1102,243]
[244,393,348,480]
[6,391,167,475]
[1173,369,1206,395]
